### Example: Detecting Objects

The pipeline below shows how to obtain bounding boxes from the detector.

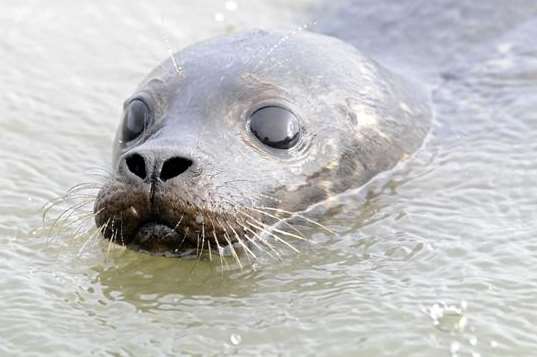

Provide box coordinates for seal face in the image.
[94,30,431,256]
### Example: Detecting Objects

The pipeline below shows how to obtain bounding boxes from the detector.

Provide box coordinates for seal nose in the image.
[160,156,193,181]
[123,152,193,182]
[125,153,147,180]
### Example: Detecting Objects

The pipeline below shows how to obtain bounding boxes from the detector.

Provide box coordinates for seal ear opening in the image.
[160,157,193,181]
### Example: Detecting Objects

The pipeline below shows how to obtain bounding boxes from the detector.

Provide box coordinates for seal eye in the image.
[249,106,300,149]
[122,99,151,142]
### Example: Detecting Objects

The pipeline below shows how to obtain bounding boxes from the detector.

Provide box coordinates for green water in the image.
[1,1,537,356]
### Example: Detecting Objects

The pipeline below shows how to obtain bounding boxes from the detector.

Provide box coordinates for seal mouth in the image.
[93,179,266,257]
[94,190,253,256]
[129,221,185,254]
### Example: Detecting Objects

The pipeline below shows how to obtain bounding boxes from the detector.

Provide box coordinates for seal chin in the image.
[130,222,184,254]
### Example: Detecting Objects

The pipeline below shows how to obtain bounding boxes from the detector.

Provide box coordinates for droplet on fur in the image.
[129,206,138,217]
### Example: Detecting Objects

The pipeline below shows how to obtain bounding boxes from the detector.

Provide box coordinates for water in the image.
[1,1,536,356]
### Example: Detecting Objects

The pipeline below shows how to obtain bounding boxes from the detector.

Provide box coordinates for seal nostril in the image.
[160,157,193,181]
[125,153,147,180]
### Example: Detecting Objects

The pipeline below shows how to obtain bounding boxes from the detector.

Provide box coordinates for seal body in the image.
[94,30,431,255]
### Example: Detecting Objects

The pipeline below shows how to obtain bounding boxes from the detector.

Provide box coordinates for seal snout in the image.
[122,151,193,183]
[95,148,198,253]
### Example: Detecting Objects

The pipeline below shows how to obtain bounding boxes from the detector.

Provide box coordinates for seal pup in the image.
[93,30,431,258]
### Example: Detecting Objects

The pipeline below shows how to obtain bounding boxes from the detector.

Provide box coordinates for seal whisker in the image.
[119,216,125,246]
[68,183,102,192]
[64,181,103,195]
[48,199,96,228]
[176,232,188,251]
[241,232,275,260]
[208,216,226,271]
[44,191,97,210]
[257,193,282,204]
[235,236,254,263]
[207,240,213,261]
[200,218,206,261]
[106,221,118,257]
[245,220,300,253]
[80,164,114,177]
[172,214,184,231]
[47,209,99,239]
[253,21,317,72]
[195,233,201,257]
[42,193,98,226]
[198,206,208,261]
[58,193,98,200]
[243,226,283,260]
[246,206,306,239]
[226,220,256,261]
[213,230,228,273]
[76,228,100,256]
[223,231,243,269]
[66,222,96,246]
[240,210,307,241]
[44,203,97,241]
[215,216,243,268]
[43,185,100,216]
[257,206,335,235]
[43,197,95,227]
[86,169,113,178]
[77,218,110,256]
[64,215,100,244]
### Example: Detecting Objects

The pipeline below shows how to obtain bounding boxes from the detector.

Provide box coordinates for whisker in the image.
[65,182,102,194]
[240,210,306,241]
[173,214,184,231]
[77,221,107,257]
[226,220,256,261]
[253,21,318,72]
[223,232,243,269]
[106,221,118,257]
[257,206,335,234]
[119,216,125,246]
[47,199,96,231]
[215,216,243,269]
[244,226,283,260]
[242,230,276,260]
[44,212,91,242]
[213,230,227,273]
[208,216,226,271]
[246,206,306,238]
[196,233,201,257]
[62,208,102,230]
[245,220,299,253]
[258,193,282,204]
[200,214,206,261]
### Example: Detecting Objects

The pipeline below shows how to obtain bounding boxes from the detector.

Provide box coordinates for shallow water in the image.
[1,1,537,356]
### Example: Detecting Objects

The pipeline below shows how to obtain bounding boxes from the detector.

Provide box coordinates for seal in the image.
[93,30,431,257]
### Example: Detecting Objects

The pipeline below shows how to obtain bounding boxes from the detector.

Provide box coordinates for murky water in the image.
[1,1,537,356]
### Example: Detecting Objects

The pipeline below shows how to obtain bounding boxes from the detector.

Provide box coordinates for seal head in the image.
[94,30,431,255]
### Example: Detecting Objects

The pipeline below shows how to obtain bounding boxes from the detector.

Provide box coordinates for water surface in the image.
[1,1,537,356]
